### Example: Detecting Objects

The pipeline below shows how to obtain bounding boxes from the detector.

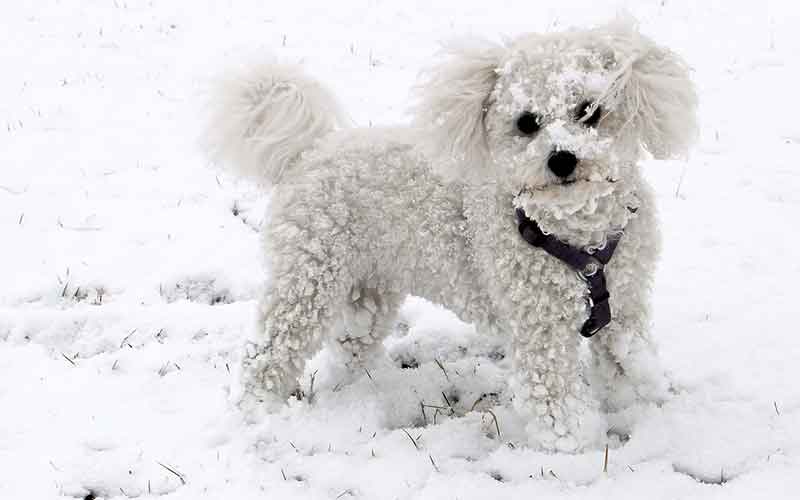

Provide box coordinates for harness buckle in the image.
[515,207,624,339]
[579,257,602,278]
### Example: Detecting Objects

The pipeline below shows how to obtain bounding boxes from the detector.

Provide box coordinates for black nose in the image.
[548,150,578,178]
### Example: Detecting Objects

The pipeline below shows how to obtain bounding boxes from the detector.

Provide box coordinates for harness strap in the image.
[515,208,622,337]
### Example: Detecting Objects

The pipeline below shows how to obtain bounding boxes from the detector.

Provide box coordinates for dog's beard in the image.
[514,178,639,248]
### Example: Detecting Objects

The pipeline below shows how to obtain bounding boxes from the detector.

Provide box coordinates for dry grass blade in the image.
[0,184,26,195]
[421,403,449,410]
[61,352,76,366]
[119,328,137,348]
[675,164,688,198]
[434,358,450,381]
[401,429,420,450]
[603,444,609,473]
[156,461,186,485]
[308,370,318,404]
[429,454,440,472]
[440,391,454,414]
[486,409,501,440]
[470,393,486,412]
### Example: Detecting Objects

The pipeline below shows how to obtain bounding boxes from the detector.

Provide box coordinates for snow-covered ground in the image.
[2,1,799,498]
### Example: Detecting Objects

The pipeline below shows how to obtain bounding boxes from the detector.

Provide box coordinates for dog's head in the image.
[415,19,697,239]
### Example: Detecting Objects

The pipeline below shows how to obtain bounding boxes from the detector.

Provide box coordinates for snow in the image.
[2,0,799,498]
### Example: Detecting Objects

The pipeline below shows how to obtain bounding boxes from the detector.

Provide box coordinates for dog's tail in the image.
[205,63,347,187]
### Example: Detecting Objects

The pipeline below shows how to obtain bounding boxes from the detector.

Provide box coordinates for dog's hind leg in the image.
[237,248,347,416]
[331,286,403,373]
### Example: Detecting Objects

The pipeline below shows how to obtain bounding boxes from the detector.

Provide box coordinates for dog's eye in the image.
[575,100,602,127]
[515,112,541,136]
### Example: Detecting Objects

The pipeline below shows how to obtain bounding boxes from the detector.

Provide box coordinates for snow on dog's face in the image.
[415,20,697,242]
[485,36,642,243]
[487,40,629,191]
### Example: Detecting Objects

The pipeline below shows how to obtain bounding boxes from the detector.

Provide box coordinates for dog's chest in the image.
[509,235,590,325]
[464,190,590,325]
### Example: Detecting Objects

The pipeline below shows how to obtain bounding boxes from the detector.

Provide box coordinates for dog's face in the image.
[485,39,638,195]
[415,20,697,240]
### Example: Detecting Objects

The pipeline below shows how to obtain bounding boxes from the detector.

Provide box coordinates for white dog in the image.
[207,19,697,452]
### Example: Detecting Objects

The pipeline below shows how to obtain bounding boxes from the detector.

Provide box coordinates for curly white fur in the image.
[205,63,348,187]
[208,19,697,452]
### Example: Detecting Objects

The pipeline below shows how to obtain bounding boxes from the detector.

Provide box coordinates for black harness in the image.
[515,207,622,338]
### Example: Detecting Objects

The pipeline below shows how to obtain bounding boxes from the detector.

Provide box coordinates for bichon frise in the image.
[206,18,697,452]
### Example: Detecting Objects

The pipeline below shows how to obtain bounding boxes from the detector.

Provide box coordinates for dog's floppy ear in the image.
[412,39,504,181]
[596,19,698,160]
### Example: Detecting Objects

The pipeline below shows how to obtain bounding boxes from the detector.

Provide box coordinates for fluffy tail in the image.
[205,63,347,187]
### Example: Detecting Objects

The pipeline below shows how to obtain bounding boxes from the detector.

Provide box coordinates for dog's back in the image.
[265,125,480,314]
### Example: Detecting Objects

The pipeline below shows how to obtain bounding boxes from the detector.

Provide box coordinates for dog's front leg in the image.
[587,189,673,412]
[509,319,607,453]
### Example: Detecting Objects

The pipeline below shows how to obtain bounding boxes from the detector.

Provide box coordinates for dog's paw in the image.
[525,421,605,454]
[519,402,608,454]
